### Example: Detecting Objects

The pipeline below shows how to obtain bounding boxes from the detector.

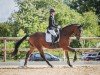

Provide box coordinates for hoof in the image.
[22,66,28,68]
[49,64,53,68]
[73,58,77,62]
[19,65,28,68]
[48,63,53,68]
[69,64,73,68]
[73,59,76,62]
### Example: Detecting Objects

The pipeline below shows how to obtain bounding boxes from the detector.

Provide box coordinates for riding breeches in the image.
[48,29,57,37]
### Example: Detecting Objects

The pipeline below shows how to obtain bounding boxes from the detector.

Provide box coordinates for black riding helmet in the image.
[50,9,55,13]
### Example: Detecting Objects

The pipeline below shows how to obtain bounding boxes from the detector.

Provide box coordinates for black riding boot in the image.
[51,35,56,47]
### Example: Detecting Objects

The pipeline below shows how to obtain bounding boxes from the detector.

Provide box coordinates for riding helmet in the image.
[50,9,55,13]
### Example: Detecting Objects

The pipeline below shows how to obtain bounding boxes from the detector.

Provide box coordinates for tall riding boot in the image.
[51,35,56,47]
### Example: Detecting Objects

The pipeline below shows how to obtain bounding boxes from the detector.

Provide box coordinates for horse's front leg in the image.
[67,46,77,62]
[64,50,73,67]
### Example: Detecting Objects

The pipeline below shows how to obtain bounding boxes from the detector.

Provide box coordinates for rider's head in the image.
[50,9,55,16]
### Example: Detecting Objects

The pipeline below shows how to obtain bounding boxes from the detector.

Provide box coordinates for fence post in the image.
[3,38,7,62]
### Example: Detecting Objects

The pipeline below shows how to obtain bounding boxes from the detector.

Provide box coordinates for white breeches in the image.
[48,30,57,37]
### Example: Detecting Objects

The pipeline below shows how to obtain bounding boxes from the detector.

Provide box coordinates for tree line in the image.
[0,0,99,37]
[0,0,100,60]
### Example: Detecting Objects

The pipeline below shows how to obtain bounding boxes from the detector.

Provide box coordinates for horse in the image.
[12,24,82,67]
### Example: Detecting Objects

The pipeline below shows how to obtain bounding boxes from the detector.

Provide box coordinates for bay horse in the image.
[12,24,82,67]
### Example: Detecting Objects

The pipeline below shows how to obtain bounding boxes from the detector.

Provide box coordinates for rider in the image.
[48,9,58,46]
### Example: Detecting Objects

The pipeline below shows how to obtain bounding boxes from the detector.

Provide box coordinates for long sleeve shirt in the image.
[48,15,56,28]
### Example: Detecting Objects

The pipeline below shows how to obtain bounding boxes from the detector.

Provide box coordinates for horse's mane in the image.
[64,24,78,28]
[62,24,77,30]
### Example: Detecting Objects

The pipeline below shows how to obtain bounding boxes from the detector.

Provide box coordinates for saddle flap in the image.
[45,32,52,42]
[45,30,60,43]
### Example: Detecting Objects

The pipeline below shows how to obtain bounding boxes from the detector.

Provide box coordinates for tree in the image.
[0,22,14,37]
[67,0,100,14]
[10,0,99,37]
[67,0,100,25]
[64,0,100,36]
[11,0,83,35]
[82,11,100,37]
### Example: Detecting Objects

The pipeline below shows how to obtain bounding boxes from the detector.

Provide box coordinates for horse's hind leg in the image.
[24,46,34,66]
[38,48,53,68]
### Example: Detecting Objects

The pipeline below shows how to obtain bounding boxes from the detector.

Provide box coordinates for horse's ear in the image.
[78,25,83,31]
[79,25,83,28]
[78,25,83,29]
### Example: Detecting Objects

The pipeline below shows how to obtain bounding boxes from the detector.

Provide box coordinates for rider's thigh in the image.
[48,30,57,36]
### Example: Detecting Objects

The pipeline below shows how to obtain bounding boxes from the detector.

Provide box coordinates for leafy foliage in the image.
[11,0,84,35]
[0,0,99,59]
[64,0,100,36]
[82,11,100,36]
[67,0,100,16]
[0,0,99,37]
[0,22,14,37]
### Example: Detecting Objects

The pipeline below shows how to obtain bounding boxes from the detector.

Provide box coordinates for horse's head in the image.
[61,24,83,40]
[73,25,83,40]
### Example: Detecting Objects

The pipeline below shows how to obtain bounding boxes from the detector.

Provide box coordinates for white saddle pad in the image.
[45,32,52,43]
[45,32,60,43]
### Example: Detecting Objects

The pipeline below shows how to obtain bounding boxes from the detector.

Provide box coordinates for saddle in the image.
[45,26,60,43]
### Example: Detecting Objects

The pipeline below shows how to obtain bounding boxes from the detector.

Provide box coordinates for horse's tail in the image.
[12,35,29,56]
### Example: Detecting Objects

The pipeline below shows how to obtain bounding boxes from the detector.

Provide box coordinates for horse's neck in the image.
[61,26,73,37]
